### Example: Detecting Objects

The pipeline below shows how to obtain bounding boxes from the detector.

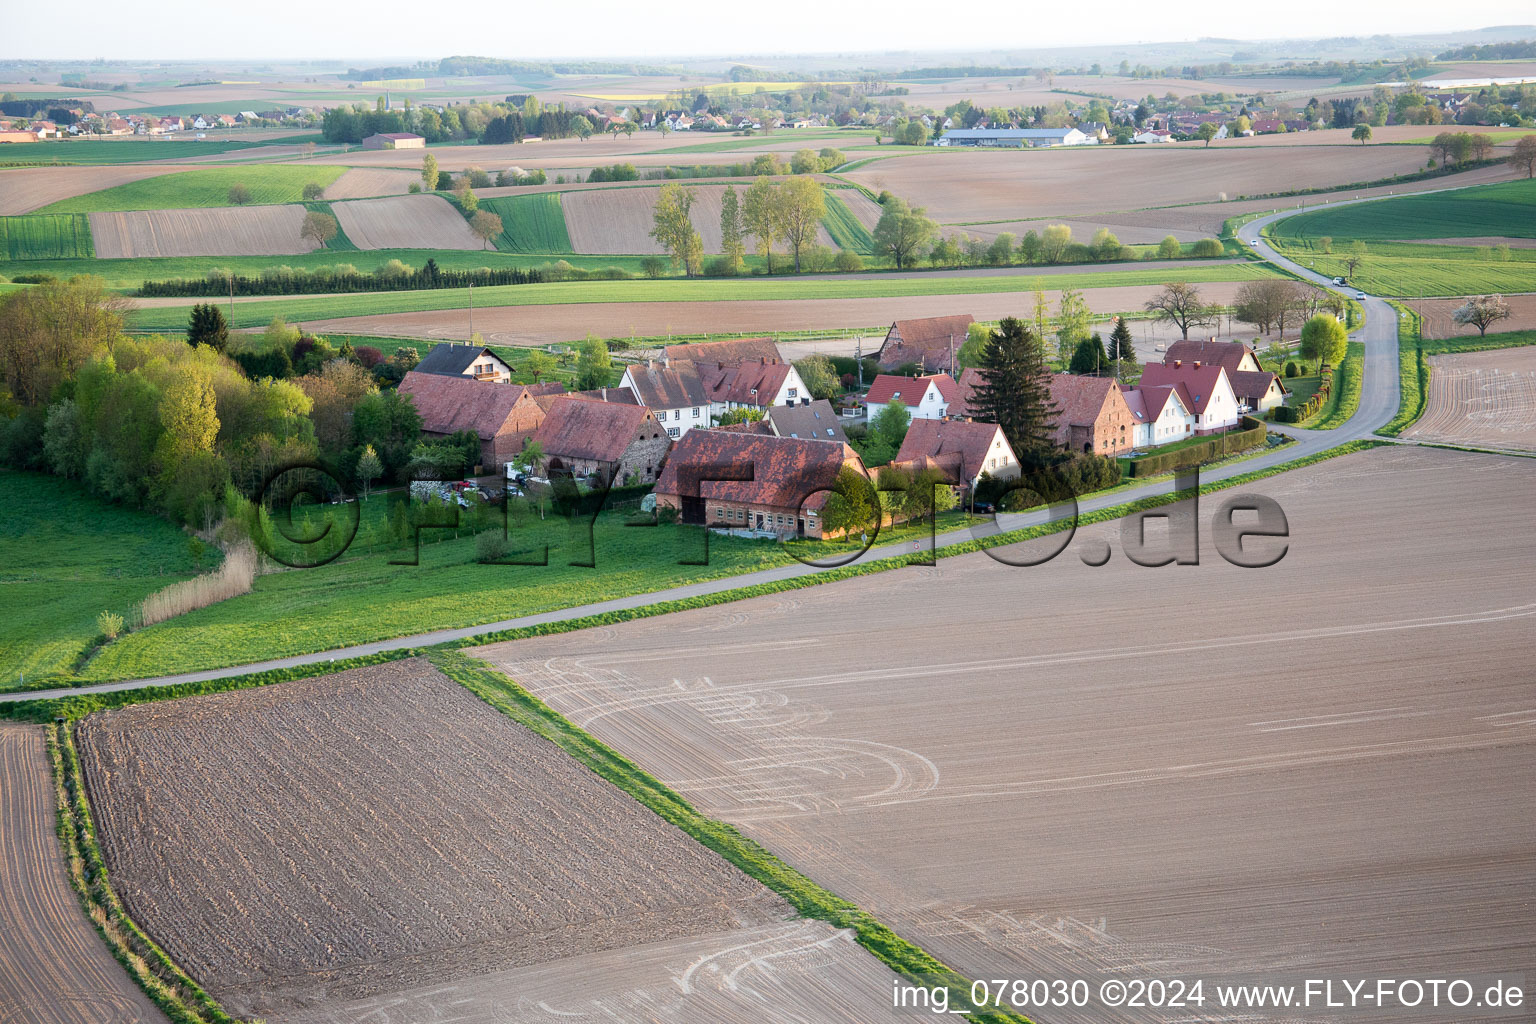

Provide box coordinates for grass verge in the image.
[1303,340,1365,429]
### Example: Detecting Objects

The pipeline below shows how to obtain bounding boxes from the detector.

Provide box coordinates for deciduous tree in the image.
[1144,281,1218,340]
[301,210,339,248]
[777,176,826,273]
[719,185,745,274]
[1451,294,1512,337]
[421,152,439,191]
[649,183,704,276]
[743,176,783,273]
[870,197,937,271]
[1512,134,1536,178]
[1299,314,1348,371]
[468,210,503,250]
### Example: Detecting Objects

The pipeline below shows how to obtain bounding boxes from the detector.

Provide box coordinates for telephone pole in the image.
[467,282,474,340]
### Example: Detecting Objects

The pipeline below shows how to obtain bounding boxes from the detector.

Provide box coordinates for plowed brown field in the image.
[1410,294,1536,338]
[88,205,316,258]
[0,724,168,1024]
[563,184,834,254]
[307,280,1254,346]
[1403,345,1536,450]
[478,447,1536,1024]
[75,659,815,1020]
[331,193,482,250]
[846,144,1435,223]
[0,165,198,215]
[325,167,422,199]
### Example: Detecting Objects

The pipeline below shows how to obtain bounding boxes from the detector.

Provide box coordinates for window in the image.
[715,507,724,519]
[692,406,700,417]
[667,427,679,437]
[788,388,797,398]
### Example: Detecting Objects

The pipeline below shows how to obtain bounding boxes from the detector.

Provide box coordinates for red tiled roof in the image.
[954,368,986,418]
[1162,339,1255,373]
[654,430,862,511]
[398,372,537,440]
[663,336,781,366]
[624,362,709,408]
[1137,362,1230,415]
[865,373,933,406]
[699,360,792,407]
[531,397,658,464]
[894,418,1012,483]
[570,386,639,404]
[1229,369,1287,404]
[878,315,974,370]
[1048,373,1122,427]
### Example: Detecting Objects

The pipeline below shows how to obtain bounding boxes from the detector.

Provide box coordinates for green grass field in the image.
[76,495,971,682]
[0,214,94,260]
[0,471,205,690]
[1268,179,1536,295]
[1270,178,1536,243]
[126,262,1281,331]
[821,194,875,255]
[0,138,296,165]
[38,164,349,212]
[481,192,572,253]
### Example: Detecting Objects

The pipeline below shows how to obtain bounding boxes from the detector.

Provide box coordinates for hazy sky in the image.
[3,0,1532,62]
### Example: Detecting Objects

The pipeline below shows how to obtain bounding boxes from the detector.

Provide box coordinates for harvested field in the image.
[1410,294,1536,338]
[331,193,482,250]
[0,724,169,1024]
[1404,235,1536,248]
[478,447,1536,1024]
[847,144,1436,223]
[563,183,834,254]
[88,205,315,258]
[0,165,198,216]
[324,167,422,200]
[1403,345,1536,450]
[305,280,1255,345]
[75,659,802,1020]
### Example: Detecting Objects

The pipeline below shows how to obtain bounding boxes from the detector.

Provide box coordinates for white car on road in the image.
[1355,291,1367,300]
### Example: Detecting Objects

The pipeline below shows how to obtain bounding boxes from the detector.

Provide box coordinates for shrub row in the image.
[137,262,540,298]
[1272,392,1328,423]
[1123,416,1268,477]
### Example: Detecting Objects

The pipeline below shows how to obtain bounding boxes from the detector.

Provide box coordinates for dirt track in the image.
[305,281,1254,346]
[75,659,804,1020]
[477,447,1536,1024]
[1403,345,1536,450]
[0,724,168,1024]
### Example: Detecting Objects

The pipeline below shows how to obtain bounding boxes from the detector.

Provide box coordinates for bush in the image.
[1190,238,1223,257]
[407,181,421,193]
[834,249,864,273]
[703,256,736,277]
[96,610,124,641]
[640,256,667,279]
[302,182,326,200]
[475,530,511,563]
[1284,361,1299,378]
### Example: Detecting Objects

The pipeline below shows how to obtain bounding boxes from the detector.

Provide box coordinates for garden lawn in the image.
[0,215,94,260]
[38,165,349,213]
[125,261,1283,332]
[78,499,978,682]
[0,471,204,691]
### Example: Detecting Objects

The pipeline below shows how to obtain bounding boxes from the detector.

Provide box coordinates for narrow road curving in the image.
[5,204,1407,705]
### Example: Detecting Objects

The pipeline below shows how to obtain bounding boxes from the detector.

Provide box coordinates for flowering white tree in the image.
[1451,294,1512,337]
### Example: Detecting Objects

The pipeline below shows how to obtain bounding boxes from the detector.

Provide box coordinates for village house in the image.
[875,314,975,372]
[529,397,672,486]
[1161,339,1286,413]
[1046,373,1137,455]
[763,400,848,444]
[653,430,869,539]
[893,418,1021,492]
[414,342,515,384]
[1133,128,1174,143]
[620,362,715,437]
[361,132,425,150]
[1120,383,1198,449]
[864,373,960,423]
[663,336,782,368]
[699,358,810,412]
[397,372,546,470]
[1137,361,1242,433]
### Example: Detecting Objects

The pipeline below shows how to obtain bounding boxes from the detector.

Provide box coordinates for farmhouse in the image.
[362,132,425,150]
[654,430,868,539]
[699,359,810,412]
[1046,373,1137,455]
[894,418,1021,491]
[1138,361,1241,433]
[415,342,514,384]
[529,397,671,486]
[620,362,714,437]
[663,336,782,367]
[1162,339,1286,412]
[397,371,545,470]
[1133,129,1174,143]
[764,400,848,444]
[1121,383,1198,448]
[864,373,959,422]
[938,127,1091,147]
[876,314,975,372]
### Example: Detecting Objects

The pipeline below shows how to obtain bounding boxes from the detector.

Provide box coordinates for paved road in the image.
[2,201,1405,705]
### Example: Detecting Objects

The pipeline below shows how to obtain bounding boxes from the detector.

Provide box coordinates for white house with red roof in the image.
[1121,383,1198,449]
[1137,361,1241,433]
[864,373,960,423]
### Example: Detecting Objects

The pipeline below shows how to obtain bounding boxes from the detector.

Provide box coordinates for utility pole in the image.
[467,282,474,340]
[856,336,864,389]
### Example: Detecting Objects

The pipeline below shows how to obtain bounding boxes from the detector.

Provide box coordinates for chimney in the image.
[601,387,608,400]
[1174,359,1182,368]
[1193,361,1202,369]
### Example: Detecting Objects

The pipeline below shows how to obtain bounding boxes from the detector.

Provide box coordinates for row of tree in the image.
[650,176,830,276]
